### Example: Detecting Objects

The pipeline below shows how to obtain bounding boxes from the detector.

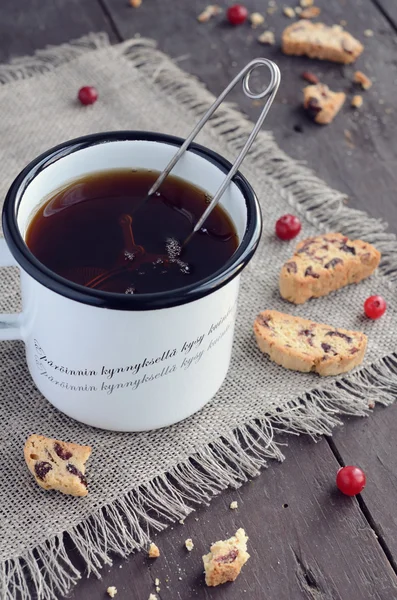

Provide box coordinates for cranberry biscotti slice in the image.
[280,233,381,305]
[254,310,367,376]
[282,21,364,64]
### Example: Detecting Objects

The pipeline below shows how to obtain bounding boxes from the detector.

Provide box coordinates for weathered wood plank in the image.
[0,0,118,64]
[330,402,397,567]
[1,1,397,598]
[68,436,397,600]
[374,0,397,30]
[103,0,397,233]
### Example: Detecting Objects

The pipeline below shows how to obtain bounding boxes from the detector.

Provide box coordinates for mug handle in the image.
[0,238,22,341]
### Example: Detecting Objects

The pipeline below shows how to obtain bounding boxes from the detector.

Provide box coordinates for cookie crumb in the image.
[129,0,142,6]
[178,576,183,581]
[185,538,194,551]
[300,6,321,18]
[230,500,238,510]
[258,30,275,45]
[179,518,185,525]
[156,587,160,593]
[148,543,160,558]
[300,0,313,6]
[283,6,296,18]
[197,4,222,22]
[107,587,118,598]
[250,12,265,27]
[354,70,372,90]
[148,595,157,600]
[155,578,160,586]
[351,95,363,109]
[364,28,374,37]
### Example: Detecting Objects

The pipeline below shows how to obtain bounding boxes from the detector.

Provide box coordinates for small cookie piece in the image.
[250,12,264,28]
[258,30,276,45]
[203,528,250,587]
[148,543,160,558]
[303,84,345,124]
[24,434,91,497]
[354,70,372,90]
[254,310,367,376]
[185,538,194,551]
[280,233,381,304]
[299,6,321,18]
[197,5,222,22]
[282,20,363,64]
[351,95,363,109]
[107,587,118,598]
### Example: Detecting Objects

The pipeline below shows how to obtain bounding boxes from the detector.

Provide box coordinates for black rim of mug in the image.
[3,131,262,310]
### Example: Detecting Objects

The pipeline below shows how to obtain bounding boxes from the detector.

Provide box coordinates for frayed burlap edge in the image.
[1,34,397,600]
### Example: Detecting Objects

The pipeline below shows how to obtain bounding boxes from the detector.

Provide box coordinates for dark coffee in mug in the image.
[25,169,239,294]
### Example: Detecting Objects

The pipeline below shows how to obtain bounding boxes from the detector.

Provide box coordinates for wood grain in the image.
[68,436,397,599]
[1,0,397,598]
[374,0,397,29]
[0,0,117,64]
[103,0,397,232]
[330,402,397,566]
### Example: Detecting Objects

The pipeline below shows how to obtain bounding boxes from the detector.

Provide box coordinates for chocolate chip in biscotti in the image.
[34,461,53,481]
[325,258,343,269]
[305,266,320,278]
[253,309,367,376]
[24,434,92,497]
[279,233,381,304]
[285,261,297,273]
[325,330,353,344]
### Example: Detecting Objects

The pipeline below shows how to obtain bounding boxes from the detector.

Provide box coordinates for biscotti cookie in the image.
[24,434,91,497]
[203,528,250,587]
[280,233,381,304]
[303,84,346,124]
[282,21,364,64]
[254,310,367,376]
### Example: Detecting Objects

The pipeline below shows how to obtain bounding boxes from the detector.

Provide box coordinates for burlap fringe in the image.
[1,34,397,599]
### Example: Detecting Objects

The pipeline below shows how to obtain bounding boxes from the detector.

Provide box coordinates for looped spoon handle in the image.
[146,58,281,246]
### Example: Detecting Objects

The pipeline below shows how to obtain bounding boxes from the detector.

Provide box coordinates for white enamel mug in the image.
[1,132,261,431]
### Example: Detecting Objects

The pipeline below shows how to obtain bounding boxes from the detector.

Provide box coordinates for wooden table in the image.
[2,1,397,598]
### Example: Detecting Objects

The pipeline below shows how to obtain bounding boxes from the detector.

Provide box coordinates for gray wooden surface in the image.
[1,1,397,598]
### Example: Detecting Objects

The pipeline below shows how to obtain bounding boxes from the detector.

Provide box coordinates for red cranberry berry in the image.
[227,4,248,25]
[336,466,366,496]
[364,295,387,319]
[78,86,98,106]
[275,214,302,241]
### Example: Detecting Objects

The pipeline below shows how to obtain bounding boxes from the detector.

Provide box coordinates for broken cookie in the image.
[203,528,250,587]
[303,83,346,124]
[24,434,91,496]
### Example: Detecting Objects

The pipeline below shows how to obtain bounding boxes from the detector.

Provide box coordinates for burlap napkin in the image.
[0,34,396,600]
